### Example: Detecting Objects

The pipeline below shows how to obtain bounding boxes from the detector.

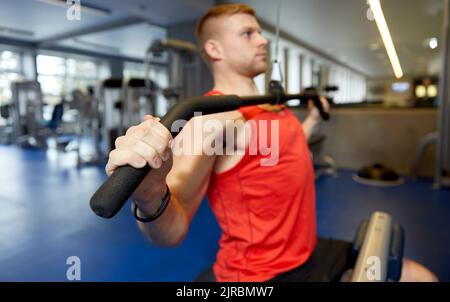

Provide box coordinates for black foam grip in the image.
[90,165,150,218]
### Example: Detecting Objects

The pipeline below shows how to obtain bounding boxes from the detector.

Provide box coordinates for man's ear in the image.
[204,39,223,61]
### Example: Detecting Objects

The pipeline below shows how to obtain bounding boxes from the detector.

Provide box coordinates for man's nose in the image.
[256,33,268,47]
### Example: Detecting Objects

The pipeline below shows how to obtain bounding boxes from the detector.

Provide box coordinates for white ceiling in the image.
[238,0,445,78]
[90,0,215,26]
[0,0,445,78]
[0,0,127,41]
[56,23,167,59]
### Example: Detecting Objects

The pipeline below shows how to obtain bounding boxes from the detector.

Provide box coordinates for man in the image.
[105,3,437,282]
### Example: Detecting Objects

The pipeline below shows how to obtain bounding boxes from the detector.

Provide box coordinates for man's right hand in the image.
[105,115,173,215]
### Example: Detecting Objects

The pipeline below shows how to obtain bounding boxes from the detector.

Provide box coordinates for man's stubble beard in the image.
[242,58,267,77]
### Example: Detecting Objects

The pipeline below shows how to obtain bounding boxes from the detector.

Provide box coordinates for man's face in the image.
[215,13,268,77]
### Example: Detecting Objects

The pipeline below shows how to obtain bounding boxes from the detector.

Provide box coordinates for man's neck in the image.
[212,72,260,96]
[212,71,283,112]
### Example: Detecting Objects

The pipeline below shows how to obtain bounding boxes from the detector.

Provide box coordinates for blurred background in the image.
[0,0,449,282]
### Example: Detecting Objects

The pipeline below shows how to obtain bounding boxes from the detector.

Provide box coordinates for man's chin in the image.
[249,65,268,77]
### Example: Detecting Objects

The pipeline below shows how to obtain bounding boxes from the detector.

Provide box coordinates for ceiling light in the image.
[368,0,403,78]
[429,37,438,49]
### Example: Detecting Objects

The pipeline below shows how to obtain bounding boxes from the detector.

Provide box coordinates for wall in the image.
[292,107,438,177]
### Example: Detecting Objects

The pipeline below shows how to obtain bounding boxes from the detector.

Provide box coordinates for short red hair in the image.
[195,3,256,45]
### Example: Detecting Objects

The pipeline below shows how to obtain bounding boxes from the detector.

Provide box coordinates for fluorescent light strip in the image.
[368,0,403,78]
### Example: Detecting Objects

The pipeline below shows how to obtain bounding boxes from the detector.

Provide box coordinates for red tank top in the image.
[205,90,317,282]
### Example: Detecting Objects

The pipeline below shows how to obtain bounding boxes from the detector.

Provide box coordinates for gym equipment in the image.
[410,132,437,179]
[9,80,70,149]
[308,133,337,179]
[90,92,330,219]
[303,85,339,104]
[0,104,13,144]
[89,3,404,282]
[144,39,197,113]
[124,78,158,127]
[267,3,335,181]
[102,78,159,160]
[100,78,125,158]
[88,92,407,282]
[72,87,103,166]
[10,81,47,148]
[353,163,404,187]
[351,211,404,282]
[74,77,161,167]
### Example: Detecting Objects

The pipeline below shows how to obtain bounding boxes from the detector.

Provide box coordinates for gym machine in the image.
[351,211,403,282]
[89,92,403,282]
[74,77,160,166]
[71,87,103,166]
[10,81,47,148]
[89,0,405,281]
[144,39,197,114]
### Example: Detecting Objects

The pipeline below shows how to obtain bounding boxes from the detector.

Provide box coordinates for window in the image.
[0,51,20,70]
[37,55,65,76]
[259,29,367,104]
[0,50,23,106]
[37,54,110,105]
[329,66,366,104]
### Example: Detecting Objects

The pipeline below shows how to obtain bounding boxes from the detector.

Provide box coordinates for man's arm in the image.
[301,115,319,140]
[134,125,218,247]
[302,97,330,140]
[110,110,243,247]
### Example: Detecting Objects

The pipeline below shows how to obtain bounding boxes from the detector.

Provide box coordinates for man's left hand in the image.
[307,96,330,123]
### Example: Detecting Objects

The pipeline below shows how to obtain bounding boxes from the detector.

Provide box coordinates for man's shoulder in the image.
[203,89,224,96]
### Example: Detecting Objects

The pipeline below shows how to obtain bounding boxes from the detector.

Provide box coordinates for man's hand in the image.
[105,115,173,217]
[302,96,330,140]
[105,115,173,176]
[306,96,330,124]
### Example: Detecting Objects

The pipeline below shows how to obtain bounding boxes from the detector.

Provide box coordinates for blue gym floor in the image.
[0,144,449,281]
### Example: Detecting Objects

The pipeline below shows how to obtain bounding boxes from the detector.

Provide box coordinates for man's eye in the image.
[243,31,252,37]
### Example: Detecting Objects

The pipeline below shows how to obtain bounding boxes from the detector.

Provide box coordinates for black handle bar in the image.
[90,93,329,218]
